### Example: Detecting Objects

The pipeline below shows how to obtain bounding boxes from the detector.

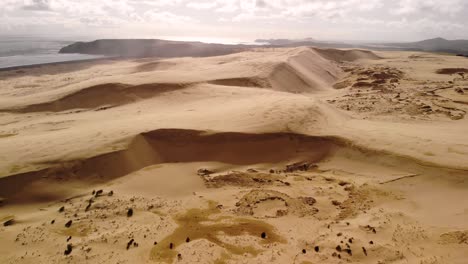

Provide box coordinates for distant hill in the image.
[383,37,468,54]
[256,37,468,55]
[59,39,252,58]
[59,38,468,58]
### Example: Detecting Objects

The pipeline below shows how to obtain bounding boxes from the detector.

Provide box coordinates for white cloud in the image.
[129,0,185,7]
[0,0,467,41]
[186,2,218,10]
[215,0,238,13]
[143,10,196,24]
[22,0,51,11]
[393,0,466,16]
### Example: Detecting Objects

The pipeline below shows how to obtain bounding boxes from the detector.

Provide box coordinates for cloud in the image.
[220,0,385,22]
[143,10,196,24]
[0,0,467,41]
[79,16,125,27]
[215,1,238,13]
[129,0,185,7]
[22,0,51,11]
[186,2,218,10]
[393,0,466,16]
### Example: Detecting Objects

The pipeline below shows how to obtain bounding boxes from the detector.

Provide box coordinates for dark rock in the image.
[127,208,133,217]
[362,247,367,256]
[95,190,103,197]
[314,246,320,252]
[336,245,342,252]
[65,220,73,228]
[64,244,73,255]
[261,232,267,239]
[67,236,72,242]
[3,219,14,226]
[126,239,134,250]
[197,168,214,176]
[338,181,349,186]
[364,225,377,233]
[58,206,65,213]
[51,220,55,224]
[284,162,316,173]
[186,237,190,243]
[169,242,174,249]
[302,249,306,254]
[108,190,114,196]
[332,200,342,206]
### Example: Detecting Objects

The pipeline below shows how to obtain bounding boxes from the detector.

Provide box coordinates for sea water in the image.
[0,36,103,69]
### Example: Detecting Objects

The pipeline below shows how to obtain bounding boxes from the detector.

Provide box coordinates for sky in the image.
[1,0,468,43]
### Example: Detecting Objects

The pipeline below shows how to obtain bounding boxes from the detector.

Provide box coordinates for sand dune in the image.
[0,129,339,203]
[1,47,468,264]
[312,48,381,62]
[1,47,346,112]
[2,82,190,113]
[269,49,342,92]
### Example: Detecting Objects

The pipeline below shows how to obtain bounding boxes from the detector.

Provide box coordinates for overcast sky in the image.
[1,0,468,43]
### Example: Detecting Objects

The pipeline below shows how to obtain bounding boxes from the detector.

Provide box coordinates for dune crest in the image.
[312,47,382,62]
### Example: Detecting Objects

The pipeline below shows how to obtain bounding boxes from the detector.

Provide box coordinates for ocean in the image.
[0,36,103,69]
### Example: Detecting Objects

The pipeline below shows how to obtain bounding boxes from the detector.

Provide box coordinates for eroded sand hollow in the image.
[1,47,468,263]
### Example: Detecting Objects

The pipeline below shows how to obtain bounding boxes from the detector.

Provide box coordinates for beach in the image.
[0,47,467,263]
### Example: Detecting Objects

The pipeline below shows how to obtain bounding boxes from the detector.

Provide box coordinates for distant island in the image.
[59,39,252,58]
[382,37,468,54]
[257,37,468,55]
[60,37,468,58]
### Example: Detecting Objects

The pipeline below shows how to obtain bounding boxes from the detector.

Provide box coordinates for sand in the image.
[0,47,467,264]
